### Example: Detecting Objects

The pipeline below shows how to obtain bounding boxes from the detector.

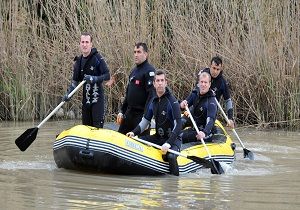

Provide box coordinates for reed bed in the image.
[0,0,299,129]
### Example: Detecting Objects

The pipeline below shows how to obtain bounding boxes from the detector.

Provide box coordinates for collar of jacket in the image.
[198,89,215,98]
[153,87,172,101]
[136,59,148,67]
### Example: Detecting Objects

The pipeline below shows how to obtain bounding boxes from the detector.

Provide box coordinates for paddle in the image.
[214,98,254,160]
[132,136,218,173]
[15,80,86,151]
[185,106,224,174]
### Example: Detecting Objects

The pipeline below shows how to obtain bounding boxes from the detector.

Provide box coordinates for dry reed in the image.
[0,0,299,129]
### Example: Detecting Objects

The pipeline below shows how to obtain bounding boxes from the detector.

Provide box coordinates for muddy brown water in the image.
[0,120,299,209]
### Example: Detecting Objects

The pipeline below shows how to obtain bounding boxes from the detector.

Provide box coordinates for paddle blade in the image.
[210,159,224,174]
[243,148,254,160]
[15,127,39,151]
[187,156,213,168]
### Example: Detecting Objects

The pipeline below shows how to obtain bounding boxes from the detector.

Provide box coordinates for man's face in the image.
[134,46,148,65]
[154,74,167,96]
[210,61,222,78]
[198,75,211,95]
[80,35,92,57]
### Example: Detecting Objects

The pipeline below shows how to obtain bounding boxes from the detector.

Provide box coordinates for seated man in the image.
[127,69,182,176]
[180,72,217,143]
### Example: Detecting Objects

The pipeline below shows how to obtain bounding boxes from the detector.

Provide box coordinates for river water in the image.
[0,120,299,209]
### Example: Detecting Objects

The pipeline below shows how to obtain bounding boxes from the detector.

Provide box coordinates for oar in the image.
[185,106,224,174]
[15,80,86,151]
[214,99,254,160]
[132,136,218,173]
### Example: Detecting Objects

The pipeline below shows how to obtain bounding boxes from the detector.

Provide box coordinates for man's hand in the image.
[161,143,171,155]
[183,110,189,117]
[105,75,115,87]
[126,132,134,137]
[62,84,76,102]
[227,119,235,129]
[196,131,206,141]
[62,94,70,102]
[180,100,188,109]
[116,113,123,125]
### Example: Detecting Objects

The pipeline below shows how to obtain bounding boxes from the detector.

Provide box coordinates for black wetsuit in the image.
[72,48,110,128]
[182,89,217,143]
[132,88,182,175]
[118,60,155,134]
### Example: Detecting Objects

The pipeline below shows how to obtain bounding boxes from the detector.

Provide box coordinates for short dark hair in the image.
[155,69,167,81]
[155,69,166,77]
[81,32,92,42]
[135,42,148,52]
[210,56,222,65]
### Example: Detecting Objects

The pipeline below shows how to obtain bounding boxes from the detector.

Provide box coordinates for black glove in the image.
[62,94,70,102]
[62,84,76,102]
[84,75,99,84]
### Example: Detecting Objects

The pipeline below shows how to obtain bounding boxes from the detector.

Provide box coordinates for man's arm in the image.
[143,69,155,110]
[85,55,110,83]
[222,80,234,128]
[166,101,182,145]
[203,97,218,136]
[130,117,151,136]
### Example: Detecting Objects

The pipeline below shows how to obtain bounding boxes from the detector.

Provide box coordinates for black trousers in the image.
[118,108,150,136]
[141,134,181,176]
[82,100,105,128]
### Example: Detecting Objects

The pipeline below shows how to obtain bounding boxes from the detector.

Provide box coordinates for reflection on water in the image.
[0,120,299,209]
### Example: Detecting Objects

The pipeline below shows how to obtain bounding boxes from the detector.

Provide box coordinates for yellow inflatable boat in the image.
[53,120,235,175]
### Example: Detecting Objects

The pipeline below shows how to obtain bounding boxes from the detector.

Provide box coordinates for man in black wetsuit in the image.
[63,32,110,128]
[180,72,217,143]
[117,42,156,135]
[127,70,182,176]
[198,56,234,128]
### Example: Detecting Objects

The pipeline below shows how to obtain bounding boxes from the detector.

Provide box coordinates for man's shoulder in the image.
[141,61,155,70]
[165,90,179,104]
[198,67,210,75]
[145,65,156,72]
[191,86,200,94]
[142,63,156,77]
[74,55,81,61]
[218,74,229,86]
[93,51,104,60]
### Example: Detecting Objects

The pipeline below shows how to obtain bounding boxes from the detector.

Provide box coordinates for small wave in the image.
[234,142,298,154]
[0,160,57,170]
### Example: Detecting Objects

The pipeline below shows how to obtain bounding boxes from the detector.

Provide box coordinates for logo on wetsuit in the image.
[85,83,99,104]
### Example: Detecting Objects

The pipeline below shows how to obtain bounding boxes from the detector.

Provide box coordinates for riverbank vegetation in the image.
[0,0,299,129]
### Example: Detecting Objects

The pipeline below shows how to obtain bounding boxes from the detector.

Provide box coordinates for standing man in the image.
[127,70,182,176]
[199,56,234,128]
[180,72,217,143]
[63,32,110,128]
[117,42,156,135]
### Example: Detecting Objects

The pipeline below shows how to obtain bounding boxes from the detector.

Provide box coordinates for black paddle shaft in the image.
[188,155,224,174]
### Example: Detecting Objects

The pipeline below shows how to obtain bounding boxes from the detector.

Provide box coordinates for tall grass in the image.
[0,0,299,129]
